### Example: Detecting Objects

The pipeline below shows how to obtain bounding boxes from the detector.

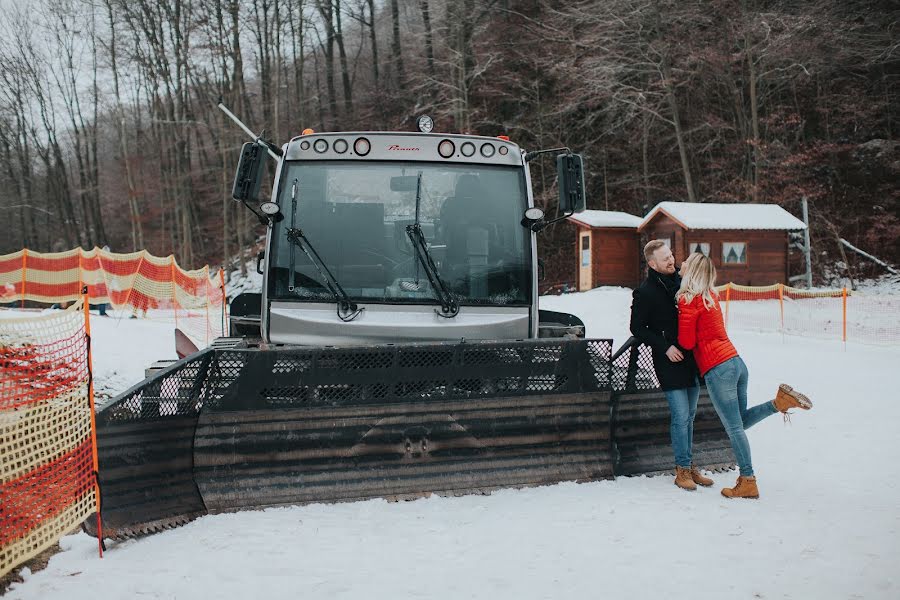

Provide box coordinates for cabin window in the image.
[581,235,591,267]
[690,242,710,257]
[722,242,747,264]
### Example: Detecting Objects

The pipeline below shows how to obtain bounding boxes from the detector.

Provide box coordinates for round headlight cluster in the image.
[480,143,496,158]
[417,115,434,133]
[438,140,455,158]
[354,137,370,156]
[313,139,329,153]
[460,142,476,157]
[333,139,348,154]
[260,201,280,216]
[299,140,310,151]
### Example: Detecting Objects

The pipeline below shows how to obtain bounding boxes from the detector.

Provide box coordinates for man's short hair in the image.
[643,240,668,263]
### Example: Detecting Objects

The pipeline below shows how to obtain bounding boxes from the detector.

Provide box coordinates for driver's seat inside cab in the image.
[439,174,496,294]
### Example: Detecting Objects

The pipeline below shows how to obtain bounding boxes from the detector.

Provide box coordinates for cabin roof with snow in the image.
[638,202,806,232]
[568,210,643,229]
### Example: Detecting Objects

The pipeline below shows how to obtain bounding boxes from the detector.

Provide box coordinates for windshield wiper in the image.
[286,178,363,322]
[404,172,459,318]
[406,224,459,318]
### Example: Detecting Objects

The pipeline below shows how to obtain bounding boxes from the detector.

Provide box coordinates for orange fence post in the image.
[778,283,784,331]
[218,268,226,336]
[170,257,178,329]
[77,248,84,301]
[204,267,210,346]
[724,282,731,329]
[83,294,104,557]
[842,287,847,345]
[20,248,27,308]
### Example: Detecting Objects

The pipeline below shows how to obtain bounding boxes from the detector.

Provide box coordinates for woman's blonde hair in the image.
[676,252,718,309]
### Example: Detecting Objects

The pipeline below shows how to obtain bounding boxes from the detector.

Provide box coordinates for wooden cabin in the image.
[567,210,644,290]
[638,202,807,285]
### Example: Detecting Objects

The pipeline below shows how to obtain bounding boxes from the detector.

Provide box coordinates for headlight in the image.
[333,139,348,154]
[460,142,476,157]
[480,143,496,158]
[313,139,329,153]
[354,137,370,156]
[438,140,455,158]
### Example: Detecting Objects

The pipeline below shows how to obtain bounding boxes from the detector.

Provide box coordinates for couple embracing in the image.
[630,240,813,499]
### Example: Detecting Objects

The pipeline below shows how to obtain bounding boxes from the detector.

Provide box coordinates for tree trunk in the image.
[366,0,379,85]
[746,32,760,203]
[89,9,107,246]
[390,0,405,87]
[105,0,143,250]
[317,0,339,127]
[290,0,307,127]
[335,0,354,123]
[419,0,435,78]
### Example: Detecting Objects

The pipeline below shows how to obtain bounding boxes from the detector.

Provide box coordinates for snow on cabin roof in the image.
[639,201,806,231]
[568,210,643,229]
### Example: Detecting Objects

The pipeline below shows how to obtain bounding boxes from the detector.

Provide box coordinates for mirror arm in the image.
[218,102,282,162]
[524,147,571,162]
[528,210,574,233]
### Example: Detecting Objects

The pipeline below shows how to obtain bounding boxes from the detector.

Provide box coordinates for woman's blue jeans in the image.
[703,356,777,476]
[664,381,700,468]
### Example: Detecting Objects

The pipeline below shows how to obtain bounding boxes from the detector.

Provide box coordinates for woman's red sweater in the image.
[677,294,738,376]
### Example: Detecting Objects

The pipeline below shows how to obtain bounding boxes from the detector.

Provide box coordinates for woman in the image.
[676,253,812,499]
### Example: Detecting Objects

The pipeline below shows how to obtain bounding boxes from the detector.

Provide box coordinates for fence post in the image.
[20,248,27,308]
[77,248,84,302]
[724,282,731,329]
[170,256,178,330]
[778,283,784,333]
[204,266,210,346]
[82,292,104,557]
[842,287,847,347]
[218,268,227,337]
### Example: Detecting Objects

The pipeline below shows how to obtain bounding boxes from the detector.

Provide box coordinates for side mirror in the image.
[256,250,265,275]
[232,142,266,202]
[557,153,586,214]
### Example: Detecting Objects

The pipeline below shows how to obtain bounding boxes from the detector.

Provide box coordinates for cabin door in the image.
[578,231,592,291]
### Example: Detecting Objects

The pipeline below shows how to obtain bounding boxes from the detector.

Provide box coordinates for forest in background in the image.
[0,0,897,284]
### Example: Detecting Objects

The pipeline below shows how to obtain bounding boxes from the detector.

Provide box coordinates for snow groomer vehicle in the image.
[86,109,732,539]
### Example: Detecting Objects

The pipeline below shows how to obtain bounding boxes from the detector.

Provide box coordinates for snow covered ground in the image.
[4,288,899,599]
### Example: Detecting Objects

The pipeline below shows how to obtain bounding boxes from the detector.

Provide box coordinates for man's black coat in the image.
[629,268,698,391]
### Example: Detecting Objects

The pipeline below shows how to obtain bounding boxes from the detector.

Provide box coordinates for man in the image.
[630,240,712,491]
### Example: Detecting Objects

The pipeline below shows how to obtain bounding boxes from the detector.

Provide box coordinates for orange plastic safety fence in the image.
[0,301,100,579]
[715,283,900,346]
[0,248,226,348]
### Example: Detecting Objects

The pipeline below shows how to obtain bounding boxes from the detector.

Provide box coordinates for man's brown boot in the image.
[774,384,813,412]
[721,475,759,499]
[690,466,714,487]
[674,466,697,491]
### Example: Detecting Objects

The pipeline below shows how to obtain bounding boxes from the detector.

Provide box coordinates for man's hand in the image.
[665,345,684,362]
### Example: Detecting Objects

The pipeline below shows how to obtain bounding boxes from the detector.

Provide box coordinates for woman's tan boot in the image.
[721,475,759,499]
[774,384,813,412]
[690,466,714,487]
[674,466,697,491]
